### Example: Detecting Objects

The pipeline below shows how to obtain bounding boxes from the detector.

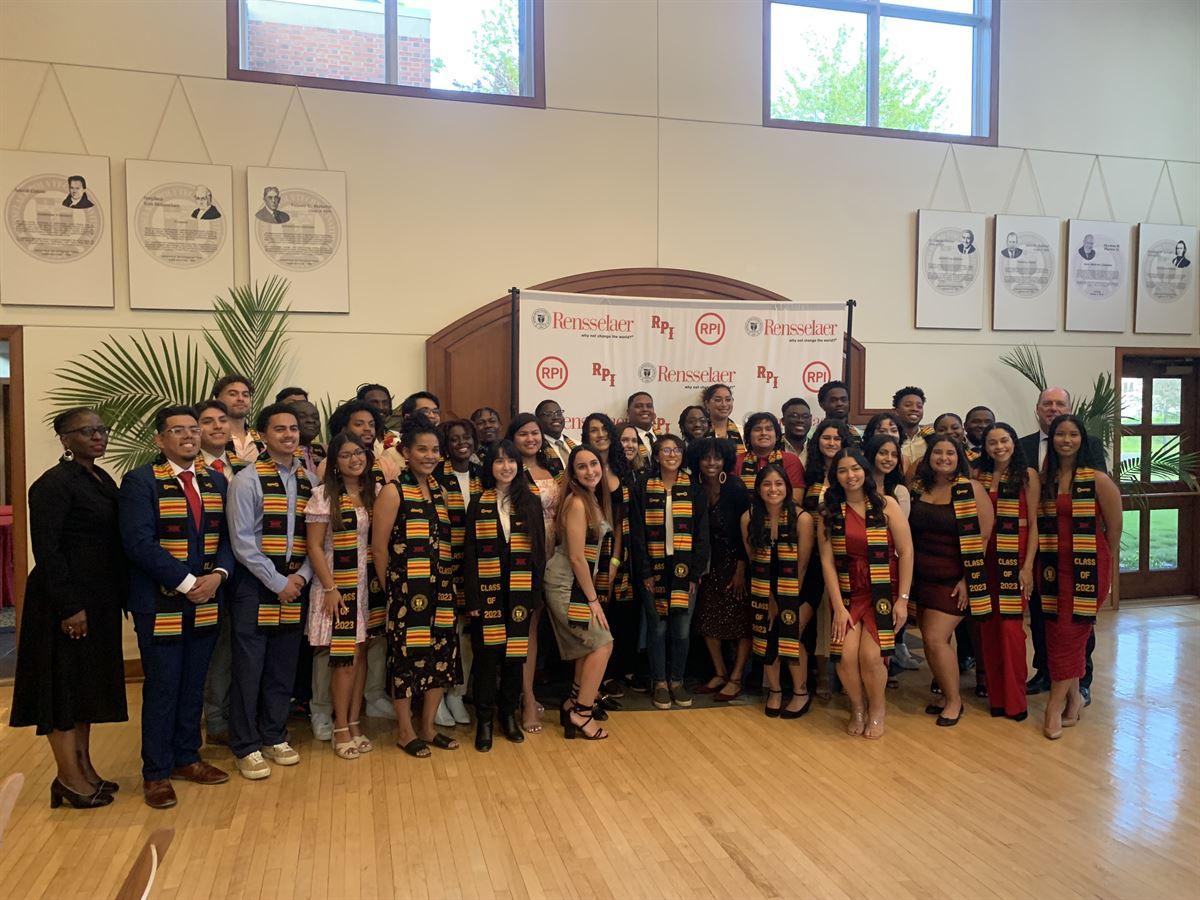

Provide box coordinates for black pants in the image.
[470,622,522,721]
[1029,589,1095,688]
[605,597,644,679]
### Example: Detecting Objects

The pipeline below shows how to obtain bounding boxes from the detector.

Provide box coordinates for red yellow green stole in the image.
[438,459,482,610]
[749,506,801,658]
[949,477,991,618]
[225,428,263,462]
[801,480,826,514]
[473,488,536,659]
[568,524,608,629]
[979,470,1025,619]
[642,471,696,617]
[827,500,895,657]
[1037,468,1100,622]
[368,458,388,489]
[254,453,311,629]
[397,469,455,651]
[611,482,634,602]
[709,423,744,454]
[329,491,386,666]
[151,460,223,640]
[965,445,982,464]
[739,449,783,492]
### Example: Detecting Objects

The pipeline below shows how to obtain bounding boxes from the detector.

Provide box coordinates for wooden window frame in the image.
[762,0,1000,146]
[226,0,546,110]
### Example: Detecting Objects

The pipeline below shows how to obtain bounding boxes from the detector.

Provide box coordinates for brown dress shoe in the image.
[143,779,178,809]
[170,761,230,785]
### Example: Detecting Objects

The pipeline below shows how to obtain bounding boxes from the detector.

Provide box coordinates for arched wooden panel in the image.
[425,268,869,422]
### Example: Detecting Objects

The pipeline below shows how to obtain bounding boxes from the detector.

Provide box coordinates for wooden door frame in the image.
[1114,346,1200,601]
[0,325,27,615]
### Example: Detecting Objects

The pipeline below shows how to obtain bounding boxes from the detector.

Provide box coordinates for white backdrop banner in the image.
[517,290,848,434]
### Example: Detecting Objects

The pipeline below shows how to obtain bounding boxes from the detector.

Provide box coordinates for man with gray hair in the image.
[191,185,221,220]
[255,185,290,224]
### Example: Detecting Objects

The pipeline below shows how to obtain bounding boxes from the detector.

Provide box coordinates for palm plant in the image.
[999,344,1199,509]
[46,279,293,473]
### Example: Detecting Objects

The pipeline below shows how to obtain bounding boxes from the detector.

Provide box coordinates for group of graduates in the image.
[9,373,1122,814]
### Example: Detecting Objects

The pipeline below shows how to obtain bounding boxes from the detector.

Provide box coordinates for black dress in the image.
[694,480,751,640]
[10,460,128,734]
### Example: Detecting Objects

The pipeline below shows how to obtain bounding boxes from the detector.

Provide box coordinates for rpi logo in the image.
[650,315,675,340]
[591,363,616,387]
[756,366,779,389]
[531,308,551,329]
[802,361,831,392]
[535,356,568,390]
[695,312,725,345]
[638,362,656,383]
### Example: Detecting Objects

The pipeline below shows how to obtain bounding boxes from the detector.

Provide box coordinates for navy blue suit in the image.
[120,462,233,781]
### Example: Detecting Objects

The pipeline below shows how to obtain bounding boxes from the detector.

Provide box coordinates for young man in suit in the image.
[1020,386,1108,701]
[120,405,234,809]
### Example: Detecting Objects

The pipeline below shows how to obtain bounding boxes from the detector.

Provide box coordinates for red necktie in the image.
[212,458,225,475]
[179,470,202,530]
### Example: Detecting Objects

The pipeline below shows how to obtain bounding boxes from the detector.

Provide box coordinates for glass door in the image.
[1118,356,1199,599]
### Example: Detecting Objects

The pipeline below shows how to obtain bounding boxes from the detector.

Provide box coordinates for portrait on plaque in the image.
[915,209,987,330]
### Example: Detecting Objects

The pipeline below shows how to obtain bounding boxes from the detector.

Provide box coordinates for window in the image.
[228,0,544,108]
[764,0,998,144]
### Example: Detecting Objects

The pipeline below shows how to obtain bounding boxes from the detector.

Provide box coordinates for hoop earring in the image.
[61,448,75,462]
[718,471,727,485]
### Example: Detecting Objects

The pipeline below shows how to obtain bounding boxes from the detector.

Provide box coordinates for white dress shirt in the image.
[545,435,572,469]
[166,458,229,593]
[201,449,232,475]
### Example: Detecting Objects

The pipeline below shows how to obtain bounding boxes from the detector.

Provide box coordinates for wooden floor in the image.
[0,603,1197,900]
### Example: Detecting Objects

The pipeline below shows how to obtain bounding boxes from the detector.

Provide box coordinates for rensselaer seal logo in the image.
[745,316,764,337]
[638,362,656,383]
[254,186,341,272]
[673,563,688,579]
[369,577,381,592]
[531,308,551,329]
[1043,565,1056,582]
[780,609,797,625]
[511,605,528,623]
[134,181,226,269]
[876,599,892,615]
[411,593,429,612]
[4,172,104,263]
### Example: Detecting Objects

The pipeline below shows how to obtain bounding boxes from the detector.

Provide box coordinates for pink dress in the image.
[304,483,381,646]
[535,476,559,549]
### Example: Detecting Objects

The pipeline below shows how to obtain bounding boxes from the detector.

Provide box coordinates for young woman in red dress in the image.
[1038,415,1121,740]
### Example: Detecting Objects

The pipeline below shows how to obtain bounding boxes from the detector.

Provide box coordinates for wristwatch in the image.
[898,593,910,601]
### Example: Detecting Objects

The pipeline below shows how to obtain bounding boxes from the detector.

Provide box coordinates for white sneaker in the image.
[434,698,456,728]
[445,693,471,725]
[365,697,398,720]
[262,742,300,766]
[894,642,923,671]
[236,750,271,780]
[310,712,333,741]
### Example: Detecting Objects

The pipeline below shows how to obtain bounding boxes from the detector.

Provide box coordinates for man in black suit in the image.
[120,405,234,809]
[1000,232,1023,259]
[255,186,290,224]
[191,186,221,220]
[1173,241,1190,268]
[957,228,976,254]
[1020,386,1107,702]
[1077,234,1096,260]
[62,175,94,209]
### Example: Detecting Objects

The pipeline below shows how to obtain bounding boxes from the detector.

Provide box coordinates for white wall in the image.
[2,0,1199,485]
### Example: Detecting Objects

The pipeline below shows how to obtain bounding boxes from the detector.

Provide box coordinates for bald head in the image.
[1036,387,1071,431]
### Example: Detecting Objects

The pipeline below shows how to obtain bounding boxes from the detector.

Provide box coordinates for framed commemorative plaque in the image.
[992,214,1061,331]
[0,149,114,307]
[126,159,234,310]
[246,166,349,313]
[1065,219,1133,332]
[915,209,987,330]
[1135,222,1198,334]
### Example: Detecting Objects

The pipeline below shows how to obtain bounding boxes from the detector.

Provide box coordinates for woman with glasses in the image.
[10,408,128,808]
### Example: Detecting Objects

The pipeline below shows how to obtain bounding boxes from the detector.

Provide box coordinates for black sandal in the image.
[764,688,784,718]
[780,689,813,720]
[398,738,430,758]
[426,733,459,751]
[563,702,608,740]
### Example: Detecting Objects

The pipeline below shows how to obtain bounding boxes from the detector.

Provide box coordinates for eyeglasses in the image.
[337,449,368,461]
[164,426,202,437]
[658,447,683,456]
[63,425,111,438]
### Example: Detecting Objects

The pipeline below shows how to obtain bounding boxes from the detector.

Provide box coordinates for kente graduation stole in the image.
[643,472,695,617]
[438,459,482,610]
[225,428,263,462]
[965,445,982,464]
[749,507,801,658]
[254,453,311,630]
[710,423,744,453]
[979,470,1024,619]
[949,477,991,618]
[802,479,826,514]
[611,482,634,602]
[368,458,388,489]
[1037,468,1099,622]
[474,489,537,658]
[151,460,223,640]
[739,450,784,492]
[568,523,607,629]
[397,469,455,652]
[328,491,386,666]
[525,455,565,497]
[827,500,895,658]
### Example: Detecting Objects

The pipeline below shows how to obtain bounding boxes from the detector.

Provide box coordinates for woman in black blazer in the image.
[464,440,547,751]
[10,408,128,809]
